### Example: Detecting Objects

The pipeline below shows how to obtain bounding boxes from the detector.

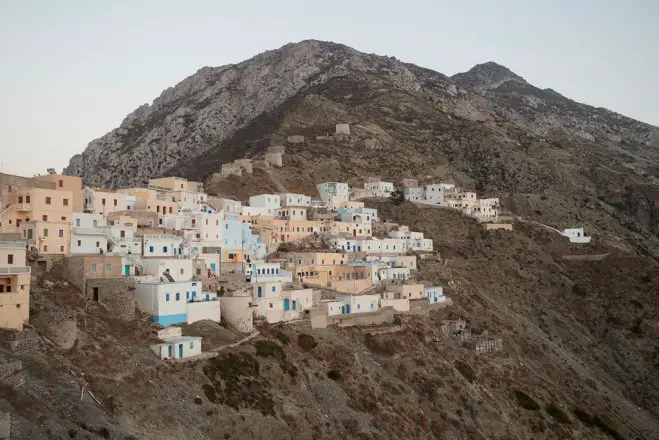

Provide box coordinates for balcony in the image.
[14,203,31,211]
[73,227,106,235]
[0,241,26,249]
[0,266,31,275]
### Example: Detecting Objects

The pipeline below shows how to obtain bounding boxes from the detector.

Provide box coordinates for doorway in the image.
[92,287,99,301]
[178,344,184,359]
[124,264,130,276]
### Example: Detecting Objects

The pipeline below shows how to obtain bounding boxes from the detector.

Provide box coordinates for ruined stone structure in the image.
[220,162,242,177]
[234,159,253,175]
[441,319,467,335]
[0,328,38,352]
[85,278,136,320]
[31,307,77,349]
[265,145,285,168]
[311,306,394,329]
[402,178,419,188]
[286,135,305,144]
[475,337,504,354]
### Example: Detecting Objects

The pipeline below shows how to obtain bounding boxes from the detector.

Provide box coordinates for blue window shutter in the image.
[166,293,170,302]
[175,292,180,301]
[258,287,262,298]
[272,286,276,292]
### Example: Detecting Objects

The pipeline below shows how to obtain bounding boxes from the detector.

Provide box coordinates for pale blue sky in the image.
[0,0,657,175]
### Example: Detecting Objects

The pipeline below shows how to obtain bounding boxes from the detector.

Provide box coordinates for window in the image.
[186,292,190,300]
[189,341,194,349]
[58,179,63,188]
[18,196,23,203]
[149,246,154,253]
[7,254,13,264]
[42,215,48,221]
[77,240,81,247]
[113,199,117,206]
[271,286,276,292]
[106,264,111,272]
[61,216,66,221]
[45,197,51,204]
[120,230,125,238]
[43,228,49,237]
[163,246,168,253]
[60,245,64,252]
[180,268,184,275]
[26,195,30,203]
[175,292,180,301]
[257,287,262,298]
[43,245,48,252]
[166,293,170,302]
[269,303,273,308]
[63,198,69,206]
[91,263,97,272]
[76,218,81,227]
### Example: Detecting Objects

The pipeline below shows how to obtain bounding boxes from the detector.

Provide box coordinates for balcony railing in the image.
[73,227,106,235]
[13,203,31,211]
[0,266,31,275]
[0,241,26,249]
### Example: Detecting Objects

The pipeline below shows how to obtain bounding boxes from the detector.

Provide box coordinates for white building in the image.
[424,286,446,304]
[378,266,411,281]
[330,237,407,254]
[141,258,194,282]
[71,213,108,254]
[143,234,185,258]
[244,262,293,283]
[236,206,270,217]
[334,294,380,315]
[279,193,312,207]
[134,279,219,325]
[151,335,202,360]
[404,187,424,202]
[276,207,308,221]
[316,182,350,209]
[364,181,394,198]
[561,228,591,243]
[249,194,281,216]
[253,285,313,323]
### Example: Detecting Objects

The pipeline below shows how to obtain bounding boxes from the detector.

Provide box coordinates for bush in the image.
[546,403,570,423]
[327,370,341,380]
[454,360,475,383]
[274,330,290,345]
[573,407,594,426]
[202,384,217,403]
[254,340,286,359]
[297,333,317,352]
[514,390,540,410]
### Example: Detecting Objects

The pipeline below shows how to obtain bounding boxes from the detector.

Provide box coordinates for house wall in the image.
[380,298,410,312]
[70,230,107,254]
[21,221,71,255]
[220,296,253,333]
[0,241,30,330]
[391,284,424,300]
[135,198,177,216]
[249,194,281,215]
[142,235,184,258]
[187,300,221,324]
[85,189,127,216]
[485,223,513,231]
[134,281,197,325]
[108,210,158,228]
[33,174,83,212]
[141,258,193,282]
[279,193,312,207]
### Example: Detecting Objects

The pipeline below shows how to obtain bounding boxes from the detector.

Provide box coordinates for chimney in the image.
[47,168,56,175]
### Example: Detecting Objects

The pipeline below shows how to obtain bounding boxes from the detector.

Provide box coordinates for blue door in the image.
[167,345,173,358]
[205,294,210,301]
[292,300,296,311]
[284,299,290,311]
[178,344,183,359]
[192,291,196,299]
[341,305,345,314]
[346,304,351,314]
[210,263,216,273]
[258,287,262,298]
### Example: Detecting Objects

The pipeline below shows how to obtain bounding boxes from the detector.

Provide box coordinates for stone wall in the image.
[311,307,394,328]
[265,152,283,168]
[221,163,242,177]
[220,296,253,333]
[0,328,38,352]
[484,223,513,231]
[0,356,24,389]
[234,159,253,175]
[54,255,124,291]
[31,307,77,349]
[85,278,135,320]
[475,338,504,354]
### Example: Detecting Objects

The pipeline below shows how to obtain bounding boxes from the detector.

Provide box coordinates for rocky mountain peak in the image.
[451,61,526,90]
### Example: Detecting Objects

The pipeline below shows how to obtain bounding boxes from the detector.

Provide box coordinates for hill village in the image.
[0,165,590,361]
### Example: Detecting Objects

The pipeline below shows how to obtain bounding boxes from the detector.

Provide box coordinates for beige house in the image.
[32,172,83,212]
[1,187,74,234]
[0,241,30,330]
[389,283,424,300]
[84,187,127,216]
[20,220,71,255]
[148,176,202,193]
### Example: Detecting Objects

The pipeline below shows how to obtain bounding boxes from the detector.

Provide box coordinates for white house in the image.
[151,335,202,360]
[134,279,219,325]
[142,234,185,258]
[424,286,446,304]
[279,193,312,207]
[141,258,193,282]
[244,262,293,283]
[364,181,394,198]
[334,294,380,315]
[276,207,308,221]
[236,206,270,217]
[378,266,411,281]
[71,213,108,254]
[254,287,313,323]
[316,182,350,209]
[249,194,281,216]
[561,228,591,243]
[404,187,424,202]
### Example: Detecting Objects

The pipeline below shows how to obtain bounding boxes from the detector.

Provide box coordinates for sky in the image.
[0,0,657,176]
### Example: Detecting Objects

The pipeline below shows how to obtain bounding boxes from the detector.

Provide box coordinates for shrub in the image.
[274,330,290,345]
[254,340,285,359]
[454,360,475,383]
[202,384,217,403]
[327,370,341,380]
[546,403,571,423]
[393,314,403,326]
[514,390,540,410]
[573,407,594,426]
[297,333,317,352]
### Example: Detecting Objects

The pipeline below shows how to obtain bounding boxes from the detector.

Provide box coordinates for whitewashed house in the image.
[279,193,312,207]
[424,286,446,304]
[561,228,591,243]
[249,194,281,216]
[244,262,293,283]
[334,294,381,314]
[142,234,185,258]
[134,279,219,325]
[316,182,350,210]
[151,334,202,360]
[364,181,394,198]
[378,266,411,281]
[276,207,308,221]
[71,213,107,254]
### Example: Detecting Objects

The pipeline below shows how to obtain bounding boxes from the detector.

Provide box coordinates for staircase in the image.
[181,237,200,258]
[125,253,144,276]
[162,271,176,283]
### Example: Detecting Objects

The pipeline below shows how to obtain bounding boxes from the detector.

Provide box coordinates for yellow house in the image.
[148,176,202,193]
[285,252,347,267]
[20,220,71,255]
[32,172,83,213]
[0,241,30,330]
[84,188,127,216]
[1,187,74,234]
[135,198,177,216]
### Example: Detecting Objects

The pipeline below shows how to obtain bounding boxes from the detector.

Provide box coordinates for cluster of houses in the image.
[0,167,589,360]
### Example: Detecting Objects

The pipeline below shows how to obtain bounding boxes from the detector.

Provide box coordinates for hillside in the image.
[2,204,657,440]
[63,40,659,259]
